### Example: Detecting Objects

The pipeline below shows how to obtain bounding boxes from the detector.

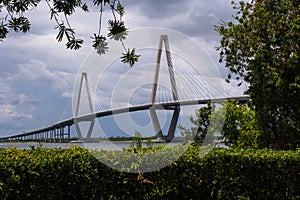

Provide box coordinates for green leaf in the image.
[120,48,140,67]
[91,34,108,55]
[0,23,8,41]
[81,3,89,12]
[66,38,83,50]
[56,24,66,42]
[117,2,125,16]
[93,0,110,6]
[107,20,127,41]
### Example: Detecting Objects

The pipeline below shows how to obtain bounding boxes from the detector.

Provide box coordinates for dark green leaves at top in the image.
[121,48,140,67]
[8,17,31,33]
[0,0,138,67]
[0,23,8,41]
[0,0,38,39]
[6,0,40,13]
[93,0,110,6]
[66,38,83,50]
[107,20,127,41]
[81,3,88,12]
[91,34,108,55]
[53,0,84,15]
[117,2,125,17]
[55,24,74,42]
[55,23,83,50]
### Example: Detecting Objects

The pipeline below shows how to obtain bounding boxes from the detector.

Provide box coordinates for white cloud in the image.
[18,94,28,104]
[7,59,74,97]
[0,84,10,101]
[0,104,33,120]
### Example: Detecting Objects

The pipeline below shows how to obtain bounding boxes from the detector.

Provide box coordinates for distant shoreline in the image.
[0,140,186,151]
[0,136,186,143]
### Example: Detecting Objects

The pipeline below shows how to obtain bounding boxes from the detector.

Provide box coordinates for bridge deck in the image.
[0,96,249,141]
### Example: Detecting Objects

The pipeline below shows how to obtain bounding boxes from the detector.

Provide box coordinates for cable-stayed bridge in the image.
[0,35,249,143]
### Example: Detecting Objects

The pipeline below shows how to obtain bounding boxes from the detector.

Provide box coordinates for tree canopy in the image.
[0,0,139,66]
[216,0,299,149]
[179,100,261,148]
[178,103,213,145]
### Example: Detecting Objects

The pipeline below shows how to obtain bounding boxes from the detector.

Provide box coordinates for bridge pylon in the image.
[150,35,180,142]
[74,72,95,140]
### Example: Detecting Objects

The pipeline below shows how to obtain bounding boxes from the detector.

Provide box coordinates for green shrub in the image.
[0,146,298,200]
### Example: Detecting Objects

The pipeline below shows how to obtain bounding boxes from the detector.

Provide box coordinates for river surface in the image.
[0,141,185,151]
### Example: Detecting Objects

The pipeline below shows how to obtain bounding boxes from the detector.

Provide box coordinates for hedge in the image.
[0,146,299,200]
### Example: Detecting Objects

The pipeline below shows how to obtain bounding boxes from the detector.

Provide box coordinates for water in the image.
[0,141,184,151]
[0,142,83,150]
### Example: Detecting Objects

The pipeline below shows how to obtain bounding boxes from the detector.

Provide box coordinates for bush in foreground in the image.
[0,146,299,200]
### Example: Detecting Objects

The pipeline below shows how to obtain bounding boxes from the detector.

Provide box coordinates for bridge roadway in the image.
[0,96,249,142]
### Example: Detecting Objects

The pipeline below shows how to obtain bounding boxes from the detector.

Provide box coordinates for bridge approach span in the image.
[0,96,249,142]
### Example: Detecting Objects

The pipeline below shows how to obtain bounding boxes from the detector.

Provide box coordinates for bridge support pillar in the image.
[74,72,95,141]
[149,106,164,139]
[149,35,181,142]
[149,105,180,142]
[74,118,95,140]
[67,125,71,139]
[166,106,180,142]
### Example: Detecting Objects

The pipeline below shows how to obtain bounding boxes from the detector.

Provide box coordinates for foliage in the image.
[0,0,140,66]
[129,131,143,153]
[127,131,157,154]
[0,146,299,199]
[121,48,140,67]
[180,100,261,148]
[212,100,261,148]
[215,0,300,149]
[178,103,212,145]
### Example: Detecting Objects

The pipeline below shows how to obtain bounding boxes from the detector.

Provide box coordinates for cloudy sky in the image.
[0,0,247,138]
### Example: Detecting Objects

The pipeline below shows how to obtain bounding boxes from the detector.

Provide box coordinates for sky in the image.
[0,0,248,138]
